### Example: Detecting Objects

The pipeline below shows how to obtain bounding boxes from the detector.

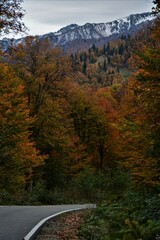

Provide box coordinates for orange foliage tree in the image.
[118,18,160,190]
[66,83,118,171]
[0,63,44,194]
[10,37,91,189]
[118,76,159,189]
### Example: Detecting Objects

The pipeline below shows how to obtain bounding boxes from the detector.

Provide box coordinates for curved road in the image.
[0,204,94,240]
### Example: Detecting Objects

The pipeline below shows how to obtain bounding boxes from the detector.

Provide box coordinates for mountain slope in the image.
[0,12,155,52]
[42,12,155,48]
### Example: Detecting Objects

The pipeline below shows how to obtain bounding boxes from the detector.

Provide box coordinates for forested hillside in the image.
[0,0,160,239]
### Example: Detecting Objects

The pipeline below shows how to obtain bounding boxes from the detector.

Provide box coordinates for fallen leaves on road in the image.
[36,210,89,240]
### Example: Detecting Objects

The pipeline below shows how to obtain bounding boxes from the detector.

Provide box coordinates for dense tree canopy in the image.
[0,0,159,214]
[0,63,44,193]
[0,1,159,239]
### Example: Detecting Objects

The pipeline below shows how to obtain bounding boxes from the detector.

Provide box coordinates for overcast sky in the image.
[7,0,155,38]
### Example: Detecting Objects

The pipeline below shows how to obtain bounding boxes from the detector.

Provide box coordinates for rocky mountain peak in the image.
[0,12,156,52]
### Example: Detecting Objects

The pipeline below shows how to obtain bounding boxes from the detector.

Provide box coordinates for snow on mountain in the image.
[54,24,79,35]
[48,12,155,47]
[0,12,156,51]
[91,12,155,37]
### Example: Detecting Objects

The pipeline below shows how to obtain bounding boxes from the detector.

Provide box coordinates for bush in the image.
[73,166,130,203]
[79,193,160,240]
[74,167,99,201]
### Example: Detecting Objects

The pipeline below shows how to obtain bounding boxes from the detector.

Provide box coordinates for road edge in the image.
[23,204,96,240]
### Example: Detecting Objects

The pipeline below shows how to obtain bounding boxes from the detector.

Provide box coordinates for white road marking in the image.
[24,205,96,240]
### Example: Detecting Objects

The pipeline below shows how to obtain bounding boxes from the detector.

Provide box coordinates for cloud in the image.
[15,0,154,37]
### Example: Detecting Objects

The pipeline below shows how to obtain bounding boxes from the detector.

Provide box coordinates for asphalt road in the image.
[0,204,94,240]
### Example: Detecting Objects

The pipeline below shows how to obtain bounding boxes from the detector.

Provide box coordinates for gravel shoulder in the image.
[35,210,90,240]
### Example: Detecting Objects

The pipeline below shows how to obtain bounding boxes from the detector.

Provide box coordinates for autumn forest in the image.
[0,1,160,239]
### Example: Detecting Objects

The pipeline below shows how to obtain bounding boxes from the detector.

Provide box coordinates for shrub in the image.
[79,193,160,240]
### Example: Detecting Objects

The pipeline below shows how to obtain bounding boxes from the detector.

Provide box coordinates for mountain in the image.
[0,12,155,52]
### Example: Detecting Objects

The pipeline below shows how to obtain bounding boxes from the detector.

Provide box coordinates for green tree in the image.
[103,44,106,55]
[118,43,124,55]
[107,42,110,54]
[103,59,107,72]
[82,60,87,75]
